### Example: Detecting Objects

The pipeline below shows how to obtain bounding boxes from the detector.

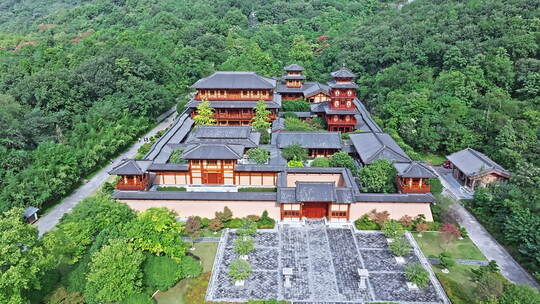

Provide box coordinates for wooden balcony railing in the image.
[116,176,149,191]
[397,179,430,193]
[327,118,357,125]
[195,95,272,101]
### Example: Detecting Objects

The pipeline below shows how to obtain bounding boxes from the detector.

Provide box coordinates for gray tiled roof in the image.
[349,132,411,164]
[191,71,276,89]
[147,163,189,171]
[234,164,284,172]
[186,126,261,148]
[114,190,277,201]
[323,103,359,115]
[303,82,330,97]
[276,82,330,97]
[109,159,153,175]
[327,79,358,89]
[283,74,306,80]
[296,182,337,202]
[277,187,296,203]
[354,99,383,132]
[310,102,326,113]
[144,114,194,161]
[331,68,357,78]
[275,131,342,149]
[355,193,436,203]
[447,148,510,177]
[23,206,39,217]
[181,144,244,160]
[394,162,437,178]
[284,64,305,71]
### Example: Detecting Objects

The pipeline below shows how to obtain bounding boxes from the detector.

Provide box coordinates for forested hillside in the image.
[0,0,539,284]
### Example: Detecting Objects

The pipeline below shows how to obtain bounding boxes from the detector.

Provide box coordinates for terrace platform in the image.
[206,223,449,303]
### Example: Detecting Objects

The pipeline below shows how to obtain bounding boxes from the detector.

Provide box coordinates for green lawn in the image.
[154,242,218,304]
[433,263,481,304]
[418,152,446,166]
[413,231,486,260]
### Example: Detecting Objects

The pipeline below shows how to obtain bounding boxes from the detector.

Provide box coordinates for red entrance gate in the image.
[302,202,327,218]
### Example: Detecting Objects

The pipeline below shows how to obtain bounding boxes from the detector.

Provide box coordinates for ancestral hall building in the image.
[111,65,439,222]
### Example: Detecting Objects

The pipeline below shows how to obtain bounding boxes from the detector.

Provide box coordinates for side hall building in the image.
[111,65,440,222]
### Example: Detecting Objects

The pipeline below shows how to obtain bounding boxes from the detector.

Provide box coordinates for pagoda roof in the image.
[186,126,261,148]
[181,143,244,160]
[191,71,276,89]
[327,79,358,89]
[394,162,437,178]
[274,131,342,149]
[109,159,153,175]
[283,74,306,80]
[349,132,411,164]
[447,148,510,177]
[284,64,305,71]
[331,68,357,78]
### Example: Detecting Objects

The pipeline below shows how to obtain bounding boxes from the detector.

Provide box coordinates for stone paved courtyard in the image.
[206,223,449,303]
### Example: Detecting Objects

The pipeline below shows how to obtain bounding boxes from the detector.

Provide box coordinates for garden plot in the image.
[206,226,448,303]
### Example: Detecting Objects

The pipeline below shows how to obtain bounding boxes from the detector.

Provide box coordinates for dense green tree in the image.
[0,208,52,304]
[252,100,272,130]
[360,159,397,193]
[85,239,144,304]
[281,143,308,162]
[329,152,358,175]
[193,99,216,126]
[124,208,187,260]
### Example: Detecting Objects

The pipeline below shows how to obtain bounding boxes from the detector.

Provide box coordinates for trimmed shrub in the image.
[228,259,252,281]
[234,237,255,256]
[142,254,183,291]
[157,186,186,191]
[238,187,277,192]
[438,252,456,269]
[389,236,411,256]
[354,215,379,230]
[287,160,304,167]
[224,218,243,228]
[181,256,203,278]
[257,210,275,229]
[237,219,257,237]
[405,263,430,288]
[311,157,330,167]
[208,218,223,232]
[382,220,405,239]
[215,207,233,223]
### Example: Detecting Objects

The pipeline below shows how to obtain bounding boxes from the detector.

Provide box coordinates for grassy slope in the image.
[155,242,219,304]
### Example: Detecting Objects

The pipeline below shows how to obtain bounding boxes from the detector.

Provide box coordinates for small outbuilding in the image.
[446,148,510,191]
[23,206,39,224]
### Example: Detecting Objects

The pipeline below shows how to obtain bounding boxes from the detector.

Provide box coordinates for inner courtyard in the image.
[206,223,449,303]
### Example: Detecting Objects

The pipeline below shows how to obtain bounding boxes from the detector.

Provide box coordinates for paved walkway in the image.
[432,166,540,289]
[35,110,177,237]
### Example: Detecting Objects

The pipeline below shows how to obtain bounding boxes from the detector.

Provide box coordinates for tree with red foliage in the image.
[438,223,461,250]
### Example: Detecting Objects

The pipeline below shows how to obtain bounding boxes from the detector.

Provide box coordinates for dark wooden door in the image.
[203,172,222,184]
[302,202,327,218]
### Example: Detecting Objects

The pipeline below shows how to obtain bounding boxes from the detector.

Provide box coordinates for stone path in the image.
[427,258,489,266]
[35,110,177,236]
[432,166,540,289]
